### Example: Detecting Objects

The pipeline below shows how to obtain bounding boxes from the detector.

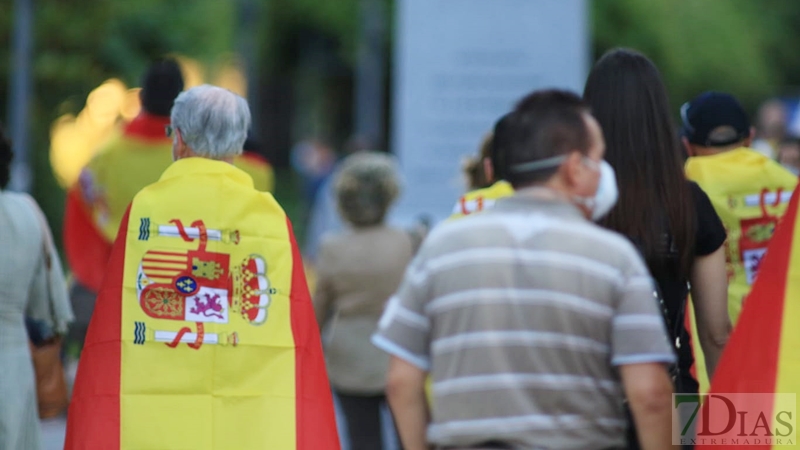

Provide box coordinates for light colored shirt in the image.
[373,194,675,449]
[314,226,414,393]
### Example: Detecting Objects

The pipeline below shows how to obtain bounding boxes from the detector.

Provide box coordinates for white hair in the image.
[170,84,251,159]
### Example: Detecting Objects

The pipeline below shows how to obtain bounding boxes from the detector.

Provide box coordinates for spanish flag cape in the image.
[64,112,274,293]
[685,148,797,392]
[448,180,514,220]
[696,186,800,449]
[65,157,338,450]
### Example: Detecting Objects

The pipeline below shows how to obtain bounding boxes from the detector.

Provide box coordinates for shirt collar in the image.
[493,190,586,221]
[159,157,254,188]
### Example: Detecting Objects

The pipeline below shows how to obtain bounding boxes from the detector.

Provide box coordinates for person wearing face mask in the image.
[373,89,676,450]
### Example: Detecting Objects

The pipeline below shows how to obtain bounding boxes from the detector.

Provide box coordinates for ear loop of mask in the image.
[509,155,568,174]
[510,153,599,209]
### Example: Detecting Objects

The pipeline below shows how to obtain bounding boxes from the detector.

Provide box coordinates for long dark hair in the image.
[583,48,695,278]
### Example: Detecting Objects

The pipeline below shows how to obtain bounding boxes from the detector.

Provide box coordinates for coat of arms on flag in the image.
[134,218,273,349]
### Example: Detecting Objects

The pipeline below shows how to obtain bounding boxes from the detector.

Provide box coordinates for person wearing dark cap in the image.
[682,92,798,330]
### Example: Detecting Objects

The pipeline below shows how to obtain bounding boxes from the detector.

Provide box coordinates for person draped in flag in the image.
[680,92,799,392]
[448,119,514,220]
[65,85,339,450]
[63,59,273,358]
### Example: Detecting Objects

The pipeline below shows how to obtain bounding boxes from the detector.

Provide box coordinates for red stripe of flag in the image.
[286,216,340,450]
[65,206,131,449]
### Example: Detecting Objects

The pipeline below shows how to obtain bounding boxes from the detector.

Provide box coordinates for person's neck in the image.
[176,154,235,165]
[516,180,591,218]
[516,180,572,202]
[693,142,746,157]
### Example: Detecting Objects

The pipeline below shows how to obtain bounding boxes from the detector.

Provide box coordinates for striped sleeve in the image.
[372,256,433,370]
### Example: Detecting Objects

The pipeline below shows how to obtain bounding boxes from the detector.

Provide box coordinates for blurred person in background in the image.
[776,137,800,176]
[63,58,272,360]
[313,151,412,450]
[449,128,513,220]
[681,92,798,396]
[461,133,495,191]
[62,58,185,358]
[681,92,799,326]
[0,123,73,450]
[375,90,676,450]
[304,134,375,263]
[751,98,788,159]
[291,137,338,207]
[584,49,731,398]
[238,135,276,193]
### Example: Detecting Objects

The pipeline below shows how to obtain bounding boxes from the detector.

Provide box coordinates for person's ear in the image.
[482,157,494,184]
[562,151,585,187]
[173,129,191,160]
[745,126,756,147]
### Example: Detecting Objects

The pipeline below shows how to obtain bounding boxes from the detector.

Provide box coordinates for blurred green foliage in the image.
[3,0,800,255]
[593,0,800,111]
[1,0,237,251]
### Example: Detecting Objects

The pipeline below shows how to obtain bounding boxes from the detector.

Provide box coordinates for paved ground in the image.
[38,359,398,450]
[37,400,398,450]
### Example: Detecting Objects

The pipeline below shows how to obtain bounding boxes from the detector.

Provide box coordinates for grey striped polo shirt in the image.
[373,194,675,450]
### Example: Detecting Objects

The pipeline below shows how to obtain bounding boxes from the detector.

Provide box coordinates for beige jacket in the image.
[313,225,414,394]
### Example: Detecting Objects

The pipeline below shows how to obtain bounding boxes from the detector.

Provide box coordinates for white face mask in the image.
[576,158,619,221]
[510,155,619,221]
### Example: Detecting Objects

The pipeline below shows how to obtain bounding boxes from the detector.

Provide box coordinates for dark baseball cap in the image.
[680,91,751,147]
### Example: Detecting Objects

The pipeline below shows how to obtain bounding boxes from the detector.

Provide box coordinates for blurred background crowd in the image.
[5,0,800,250]
[5,1,800,449]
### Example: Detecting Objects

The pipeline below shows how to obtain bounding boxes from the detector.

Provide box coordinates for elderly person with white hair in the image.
[313,152,414,450]
[65,85,339,449]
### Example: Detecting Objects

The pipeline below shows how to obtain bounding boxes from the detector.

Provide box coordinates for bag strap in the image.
[22,195,54,271]
[22,195,57,328]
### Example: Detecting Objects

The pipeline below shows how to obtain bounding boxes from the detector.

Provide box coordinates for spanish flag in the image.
[65,157,338,449]
[696,187,800,449]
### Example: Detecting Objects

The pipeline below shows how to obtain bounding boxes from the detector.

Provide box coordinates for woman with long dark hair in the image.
[583,48,731,444]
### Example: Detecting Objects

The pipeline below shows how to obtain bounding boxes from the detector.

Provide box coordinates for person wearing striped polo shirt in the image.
[373,89,675,450]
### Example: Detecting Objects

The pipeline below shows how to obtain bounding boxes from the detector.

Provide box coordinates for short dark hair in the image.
[0,122,12,190]
[497,89,591,188]
[140,58,184,116]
